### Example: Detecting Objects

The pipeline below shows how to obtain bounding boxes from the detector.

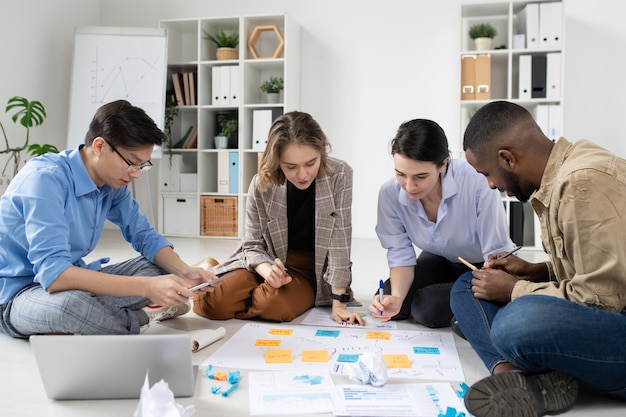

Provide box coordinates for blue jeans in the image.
[0,256,166,338]
[450,271,626,400]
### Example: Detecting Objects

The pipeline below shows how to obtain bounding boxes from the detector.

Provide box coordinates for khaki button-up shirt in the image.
[513,138,626,313]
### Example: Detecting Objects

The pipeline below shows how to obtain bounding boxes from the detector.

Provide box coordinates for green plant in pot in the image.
[215,114,238,149]
[469,22,497,51]
[202,28,239,60]
[0,96,59,179]
[259,76,284,104]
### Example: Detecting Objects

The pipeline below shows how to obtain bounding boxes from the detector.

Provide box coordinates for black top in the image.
[287,180,315,251]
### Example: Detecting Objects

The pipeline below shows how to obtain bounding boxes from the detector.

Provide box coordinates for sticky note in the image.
[366,331,391,340]
[255,339,281,346]
[382,354,411,368]
[301,350,329,363]
[269,328,293,336]
[413,346,441,354]
[315,329,340,338]
[337,354,360,363]
[265,349,293,363]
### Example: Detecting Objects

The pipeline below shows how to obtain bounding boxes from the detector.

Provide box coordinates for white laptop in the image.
[30,333,198,400]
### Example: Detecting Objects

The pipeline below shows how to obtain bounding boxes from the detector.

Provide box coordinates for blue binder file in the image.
[228,152,238,194]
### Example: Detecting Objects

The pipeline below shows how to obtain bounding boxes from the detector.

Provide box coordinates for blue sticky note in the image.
[337,354,360,362]
[413,346,441,354]
[315,329,340,338]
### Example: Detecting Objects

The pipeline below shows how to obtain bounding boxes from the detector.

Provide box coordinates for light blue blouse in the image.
[376,158,515,268]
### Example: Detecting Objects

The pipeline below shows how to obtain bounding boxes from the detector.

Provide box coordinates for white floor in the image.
[0,230,623,416]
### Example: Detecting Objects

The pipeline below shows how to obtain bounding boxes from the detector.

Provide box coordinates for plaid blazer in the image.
[213,157,354,306]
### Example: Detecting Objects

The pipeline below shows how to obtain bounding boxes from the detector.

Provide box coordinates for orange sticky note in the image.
[265,349,293,363]
[301,350,329,363]
[382,354,412,368]
[269,328,294,336]
[366,331,391,340]
[255,339,281,347]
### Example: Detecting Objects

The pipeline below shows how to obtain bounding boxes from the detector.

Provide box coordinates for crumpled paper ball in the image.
[345,352,387,387]
[133,372,195,417]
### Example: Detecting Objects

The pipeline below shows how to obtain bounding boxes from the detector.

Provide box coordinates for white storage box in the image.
[163,196,198,235]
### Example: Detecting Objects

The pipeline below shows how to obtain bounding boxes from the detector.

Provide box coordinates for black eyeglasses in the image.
[103,138,153,173]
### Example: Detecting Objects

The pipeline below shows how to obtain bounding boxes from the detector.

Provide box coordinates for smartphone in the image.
[189,271,235,292]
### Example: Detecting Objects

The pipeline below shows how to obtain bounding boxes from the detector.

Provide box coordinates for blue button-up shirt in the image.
[0,146,171,303]
[376,159,515,268]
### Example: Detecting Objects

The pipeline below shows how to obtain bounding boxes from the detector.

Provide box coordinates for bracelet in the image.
[544,261,553,281]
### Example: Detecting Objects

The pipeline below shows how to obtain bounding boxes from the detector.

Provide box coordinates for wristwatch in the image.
[330,293,350,303]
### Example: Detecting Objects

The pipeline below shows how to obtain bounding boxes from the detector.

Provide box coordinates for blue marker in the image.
[378,279,384,315]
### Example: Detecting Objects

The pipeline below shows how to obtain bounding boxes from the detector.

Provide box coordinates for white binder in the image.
[252,110,273,151]
[229,65,240,106]
[546,52,561,100]
[517,3,539,49]
[212,66,222,105]
[217,150,230,193]
[548,104,562,141]
[533,104,550,137]
[518,55,532,99]
[548,2,563,49]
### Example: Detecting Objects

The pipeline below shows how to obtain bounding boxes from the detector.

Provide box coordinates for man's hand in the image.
[470,268,518,302]
[368,294,402,322]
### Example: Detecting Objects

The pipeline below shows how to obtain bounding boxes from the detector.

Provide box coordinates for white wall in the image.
[2,0,625,238]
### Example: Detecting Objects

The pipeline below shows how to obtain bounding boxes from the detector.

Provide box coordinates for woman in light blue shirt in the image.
[368,119,515,328]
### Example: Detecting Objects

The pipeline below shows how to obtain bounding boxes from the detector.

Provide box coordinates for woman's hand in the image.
[331,306,366,325]
[368,294,402,322]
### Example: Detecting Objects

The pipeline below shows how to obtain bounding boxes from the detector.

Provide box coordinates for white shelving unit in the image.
[460,1,564,249]
[158,14,300,238]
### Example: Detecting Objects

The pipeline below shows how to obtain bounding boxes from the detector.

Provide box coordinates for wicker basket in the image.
[216,47,238,61]
[201,196,238,236]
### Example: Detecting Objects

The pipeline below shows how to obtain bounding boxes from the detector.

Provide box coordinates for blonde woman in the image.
[193,111,363,325]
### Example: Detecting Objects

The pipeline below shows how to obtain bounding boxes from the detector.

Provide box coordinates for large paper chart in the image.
[204,323,464,381]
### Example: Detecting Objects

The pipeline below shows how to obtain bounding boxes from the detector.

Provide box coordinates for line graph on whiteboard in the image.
[67,29,167,150]
[90,46,164,105]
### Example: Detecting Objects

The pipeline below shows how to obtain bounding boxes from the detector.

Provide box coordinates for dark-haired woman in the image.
[368,119,515,328]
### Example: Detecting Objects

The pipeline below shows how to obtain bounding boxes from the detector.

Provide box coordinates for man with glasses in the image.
[0,100,217,338]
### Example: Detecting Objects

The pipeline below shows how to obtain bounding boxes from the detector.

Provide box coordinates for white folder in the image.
[533,105,550,137]
[212,66,222,105]
[252,109,273,151]
[220,66,231,105]
[160,154,181,192]
[517,3,539,49]
[548,2,563,49]
[518,55,532,100]
[229,65,240,106]
[546,52,561,100]
[548,104,562,141]
[217,150,230,193]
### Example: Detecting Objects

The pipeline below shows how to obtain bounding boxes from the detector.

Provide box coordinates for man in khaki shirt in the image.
[450,101,626,417]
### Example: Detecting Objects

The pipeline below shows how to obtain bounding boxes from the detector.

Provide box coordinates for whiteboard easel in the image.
[67,26,168,224]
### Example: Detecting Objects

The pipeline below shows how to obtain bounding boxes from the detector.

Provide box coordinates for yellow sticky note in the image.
[382,354,412,368]
[269,328,294,336]
[301,350,329,363]
[255,339,281,347]
[265,349,293,363]
[366,331,391,340]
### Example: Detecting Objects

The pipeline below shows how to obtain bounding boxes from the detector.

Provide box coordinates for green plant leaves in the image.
[6,96,46,128]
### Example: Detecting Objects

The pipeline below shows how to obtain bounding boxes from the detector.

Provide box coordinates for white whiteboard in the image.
[67,26,168,158]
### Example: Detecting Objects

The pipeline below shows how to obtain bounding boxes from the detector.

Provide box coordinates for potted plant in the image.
[259,76,284,104]
[202,29,239,61]
[469,23,497,51]
[215,114,238,149]
[0,96,59,179]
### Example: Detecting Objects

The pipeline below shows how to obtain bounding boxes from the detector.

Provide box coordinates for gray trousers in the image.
[0,256,167,338]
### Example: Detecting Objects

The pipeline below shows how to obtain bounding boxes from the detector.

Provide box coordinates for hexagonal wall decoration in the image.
[247,25,284,59]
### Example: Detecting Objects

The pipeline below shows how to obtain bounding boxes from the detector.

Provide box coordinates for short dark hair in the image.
[463,101,534,153]
[83,100,167,148]
[390,119,450,171]
[258,111,332,191]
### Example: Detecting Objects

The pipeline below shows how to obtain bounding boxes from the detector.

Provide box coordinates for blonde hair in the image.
[257,111,332,191]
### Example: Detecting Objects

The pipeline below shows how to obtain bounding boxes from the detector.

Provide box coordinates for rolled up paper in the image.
[189,327,226,352]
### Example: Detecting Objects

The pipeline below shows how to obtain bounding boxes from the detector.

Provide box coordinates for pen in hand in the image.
[264,256,295,278]
[378,279,384,315]
[458,256,479,271]
[497,245,523,260]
